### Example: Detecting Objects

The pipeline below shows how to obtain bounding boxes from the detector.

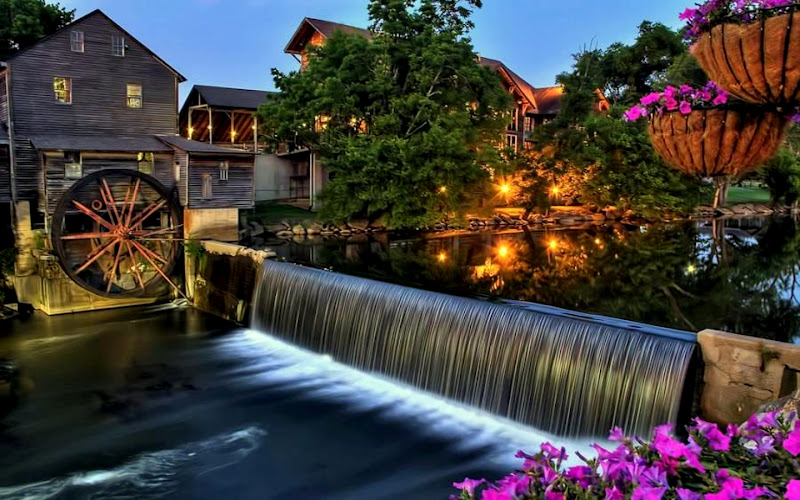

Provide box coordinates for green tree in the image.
[258,0,511,228]
[760,147,800,208]
[0,0,73,60]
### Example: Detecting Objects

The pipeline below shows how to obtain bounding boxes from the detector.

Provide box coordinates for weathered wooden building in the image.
[0,9,254,313]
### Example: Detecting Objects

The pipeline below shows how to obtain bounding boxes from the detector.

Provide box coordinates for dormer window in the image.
[112,35,125,57]
[71,31,84,52]
[127,84,142,108]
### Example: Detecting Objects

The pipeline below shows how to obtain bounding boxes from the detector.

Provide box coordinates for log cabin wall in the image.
[0,145,10,202]
[187,156,254,210]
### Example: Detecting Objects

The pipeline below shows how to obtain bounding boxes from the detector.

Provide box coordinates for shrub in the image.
[760,148,800,208]
[452,411,800,500]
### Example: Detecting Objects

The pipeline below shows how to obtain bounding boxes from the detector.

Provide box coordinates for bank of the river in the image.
[0,305,581,500]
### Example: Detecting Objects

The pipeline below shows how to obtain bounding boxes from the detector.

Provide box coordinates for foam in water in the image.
[0,426,266,500]
[251,260,697,438]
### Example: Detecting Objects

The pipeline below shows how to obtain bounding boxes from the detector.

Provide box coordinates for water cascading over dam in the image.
[251,260,697,438]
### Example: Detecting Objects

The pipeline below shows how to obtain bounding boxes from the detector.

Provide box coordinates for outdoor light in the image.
[548,239,559,251]
[686,263,697,275]
[187,127,194,138]
[594,238,601,245]
[437,251,448,262]
[551,186,560,195]
[497,244,509,259]
[499,183,511,194]
[439,186,447,194]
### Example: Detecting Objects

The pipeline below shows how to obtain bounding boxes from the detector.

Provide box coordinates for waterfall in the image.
[251,260,697,438]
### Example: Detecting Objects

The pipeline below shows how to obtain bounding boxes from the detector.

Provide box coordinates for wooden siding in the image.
[187,156,254,209]
[173,148,188,207]
[43,152,175,214]
[0,145,10,202]
[14,139,40,202]
[8,12,179,138]
[0,72,8,133]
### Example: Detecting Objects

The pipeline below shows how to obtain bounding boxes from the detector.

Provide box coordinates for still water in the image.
[266,216,800,343]
[0,305,584,499]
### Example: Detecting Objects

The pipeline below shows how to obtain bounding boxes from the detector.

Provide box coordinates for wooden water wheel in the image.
[51,169,183,298]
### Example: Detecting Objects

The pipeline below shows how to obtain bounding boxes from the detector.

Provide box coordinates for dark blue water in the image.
[0,305,583,499]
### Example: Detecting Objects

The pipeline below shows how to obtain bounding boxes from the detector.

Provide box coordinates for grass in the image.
[249,202,317,225]
[702,185,772,206]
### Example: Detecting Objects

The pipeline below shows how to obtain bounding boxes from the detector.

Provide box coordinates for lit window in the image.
[137,152,154,174]
[54,77,72,104]
[505,134,518,152]
[219,161,229,181]
[127,84,142,108]
[524,116,534,132]
[71,31,84,52]
[112,35,125,57]
[508,108,518,132]
[64,151,82,179]
[202,174,213,199]
[174,162,181,182]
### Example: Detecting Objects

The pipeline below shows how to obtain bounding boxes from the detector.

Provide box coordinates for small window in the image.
[137,152,154,174]
[219,161,229,181]
[112,35,125,57]
[64,151,82,179]
[71,31,84,52]
[127,84,142,108]
[505,134,518,152]
[524,116,534,132]
[174,162,181,182]
[54,77,72,104]
[508,108,518,132]
[202,174,213,200]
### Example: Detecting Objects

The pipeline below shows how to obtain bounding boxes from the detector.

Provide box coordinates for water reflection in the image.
[267,217,800,343]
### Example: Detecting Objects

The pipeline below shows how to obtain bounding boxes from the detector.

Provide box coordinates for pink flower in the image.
[665,98,679,111]
[676,489,702,500]
[679,7,699,20]
[545,491,565,500]
[624,105,648,122]
[566,465,593,488]
[454,478,486,496]
[609,426,626,442]
[640,93,661,106]
[632,486,667,500]
[784,428,800,456]
[605,486,625,500]
[680,84,694,95]
[481,489,513,500]
[786,479,800,500]
[679,101,692,115]
[712,93,728,106]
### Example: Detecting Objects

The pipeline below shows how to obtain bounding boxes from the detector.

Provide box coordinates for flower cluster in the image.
[452,411,800,500]
[681,0,799,43]
[624,83,730,122]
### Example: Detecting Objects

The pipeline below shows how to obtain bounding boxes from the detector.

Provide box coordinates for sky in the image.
[58,0,691,103]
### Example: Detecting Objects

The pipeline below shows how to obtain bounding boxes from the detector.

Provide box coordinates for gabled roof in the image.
[533,85,564,115]
[156,135,254,156]
[4,9,185,82]
[190,85,276,111]
[29,135,173,152]
[479,56,538,111]
[285,17,372,54]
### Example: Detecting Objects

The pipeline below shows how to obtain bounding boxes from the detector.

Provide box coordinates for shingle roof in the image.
[533,85,564,115]
[479,57,538,111]
[29,135,173,152]
[192,85,276,111]
[156,135,253,156]
[305,18,372,39]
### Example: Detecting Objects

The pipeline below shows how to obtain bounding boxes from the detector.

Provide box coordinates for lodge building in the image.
[179,17,608,209]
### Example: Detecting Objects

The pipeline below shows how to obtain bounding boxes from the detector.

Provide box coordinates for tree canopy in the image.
[258,0,510,228]
[0,0,74,60]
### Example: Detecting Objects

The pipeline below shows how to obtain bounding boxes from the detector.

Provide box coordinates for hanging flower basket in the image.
[624,83,789,177]
[683,2,800,106]
[648,108,787,177]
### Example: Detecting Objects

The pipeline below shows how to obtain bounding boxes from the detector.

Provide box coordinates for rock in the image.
[715,207,735,217]
[339,229,352,237]
[622,209,637,220]
[433,223,446,231]
[731,204,757,216]
[275,230,294,238]
[529,214,545,223]
[265,223,289,234]
[321,230,335,236]
[349,219,370,232]
[604,207,622,220]
[556,216,583,226]
[755,389,800,426]
[248,221,265,237]
[291,224,306,235]
[591,213,606,221]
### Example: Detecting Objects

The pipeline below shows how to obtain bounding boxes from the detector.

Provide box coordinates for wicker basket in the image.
[648,109,787,177]
[692,10,800,106]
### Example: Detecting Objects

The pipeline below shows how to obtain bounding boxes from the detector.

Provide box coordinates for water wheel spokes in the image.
[52,169,184,299]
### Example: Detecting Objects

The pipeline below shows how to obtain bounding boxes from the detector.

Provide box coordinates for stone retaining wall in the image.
[698,329,800,424]
[186,241,275,325]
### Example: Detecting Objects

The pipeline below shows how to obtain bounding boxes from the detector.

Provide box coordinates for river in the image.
[0,304,587,499]
[263,216,800,343]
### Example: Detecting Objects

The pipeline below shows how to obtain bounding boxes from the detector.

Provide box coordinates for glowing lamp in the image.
[499,183,511,194]
[548,239,558,251]
[437,251,448,263]
[497,244,509,259]
[439,186,447,194]
[594,238,601,245]
[551,186,560,195]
